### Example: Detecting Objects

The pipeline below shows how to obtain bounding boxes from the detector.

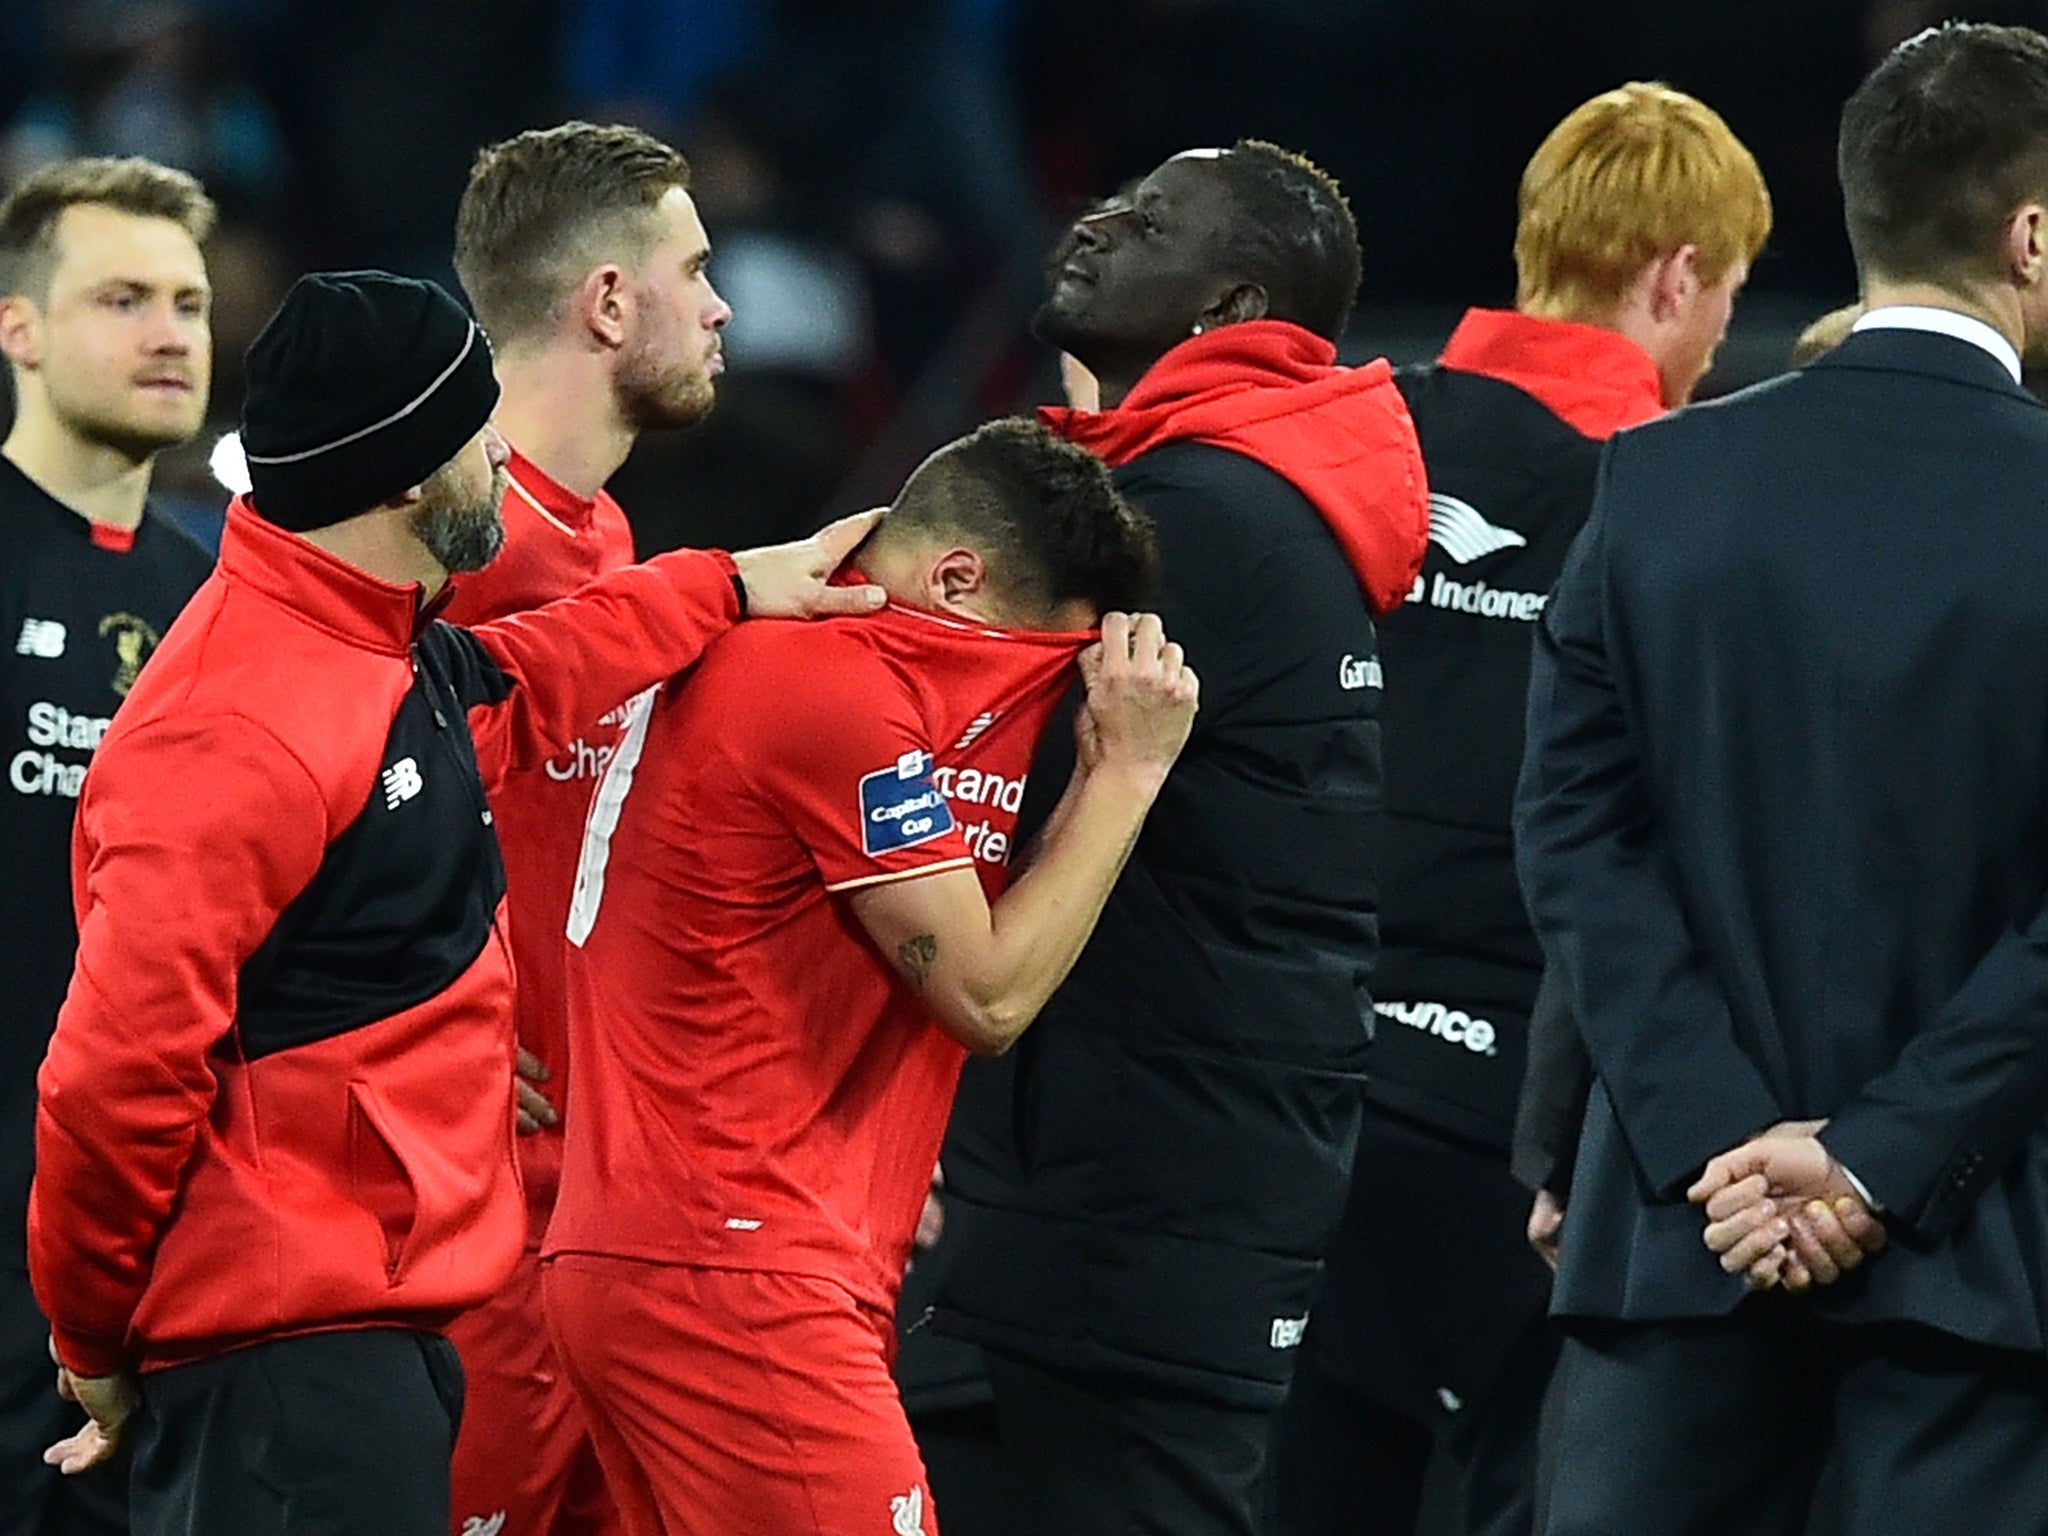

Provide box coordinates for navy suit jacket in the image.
[1516,326,2048,1350]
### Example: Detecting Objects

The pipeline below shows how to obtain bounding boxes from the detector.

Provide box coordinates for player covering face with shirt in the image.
[541,417,1195,1536]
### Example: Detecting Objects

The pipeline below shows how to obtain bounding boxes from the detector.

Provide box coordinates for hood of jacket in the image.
[1041,320,1430,616]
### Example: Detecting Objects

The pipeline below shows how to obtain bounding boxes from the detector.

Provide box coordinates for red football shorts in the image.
[542,1255,940,1536]
[447,1247,619,1536]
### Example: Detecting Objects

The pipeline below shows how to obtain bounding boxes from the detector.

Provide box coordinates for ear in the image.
[572,263,633,350]
[0,294,42,370]
[930,546,989,608]
[1202,283,1269,329]
[1645,246,1703,325]
[2005,202,2048,289]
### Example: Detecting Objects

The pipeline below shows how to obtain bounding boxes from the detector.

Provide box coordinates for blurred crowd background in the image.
[3,0,2042,554]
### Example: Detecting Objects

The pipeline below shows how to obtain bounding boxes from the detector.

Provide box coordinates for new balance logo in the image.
[15,619,65,658]
[1427,494,1527,564]
[952,711,999,750]
[1271,1314,1309,1349]
[891,1486,929,1536]
[382,756,423,809]
[460,1515,506,1536]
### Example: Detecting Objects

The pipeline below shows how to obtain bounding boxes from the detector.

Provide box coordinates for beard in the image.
[617,339,717,432]
[411,462,508,574]
[50,387,208,463]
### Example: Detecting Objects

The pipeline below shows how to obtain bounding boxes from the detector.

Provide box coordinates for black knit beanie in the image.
[240,270,499,532]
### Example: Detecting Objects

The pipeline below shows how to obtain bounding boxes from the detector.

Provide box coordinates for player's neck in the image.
[3,409,154,531]
[492,349,635,501]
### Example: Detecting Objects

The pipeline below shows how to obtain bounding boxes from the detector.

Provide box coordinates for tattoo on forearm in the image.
[897,933,939,990]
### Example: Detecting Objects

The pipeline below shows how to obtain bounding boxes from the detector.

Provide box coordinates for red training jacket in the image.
[30,500,739,1377]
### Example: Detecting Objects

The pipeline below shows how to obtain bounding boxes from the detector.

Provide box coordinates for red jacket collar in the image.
[1040,320,1429,616]
[1438,308,1666,441]
[220,498,433,654]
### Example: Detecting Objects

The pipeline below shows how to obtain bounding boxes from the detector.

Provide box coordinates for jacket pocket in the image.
[347,1082,419,1283]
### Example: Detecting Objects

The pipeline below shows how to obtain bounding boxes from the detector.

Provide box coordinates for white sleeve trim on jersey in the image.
[823,857,977,894]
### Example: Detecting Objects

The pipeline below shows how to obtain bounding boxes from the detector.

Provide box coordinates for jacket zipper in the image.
[410,644,496,832]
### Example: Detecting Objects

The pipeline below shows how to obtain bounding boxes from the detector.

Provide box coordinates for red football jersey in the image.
[545,603,1088,1311]
[440,447,637,1240]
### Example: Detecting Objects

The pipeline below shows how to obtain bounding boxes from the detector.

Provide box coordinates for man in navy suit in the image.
[1516,22,2048,1536]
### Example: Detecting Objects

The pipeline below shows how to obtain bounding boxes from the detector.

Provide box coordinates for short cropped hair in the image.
[1209,140,1362,342]
[455,121,692,340]
[0,156,215,303]
[885,419,1158,619]
[1515,84,1771,315]
[1839,23,2048,289]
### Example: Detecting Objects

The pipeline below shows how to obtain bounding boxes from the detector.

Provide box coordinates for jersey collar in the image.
[506,446,601,535]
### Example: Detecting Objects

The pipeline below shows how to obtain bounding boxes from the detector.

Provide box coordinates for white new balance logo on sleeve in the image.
[1427,495,1527,564]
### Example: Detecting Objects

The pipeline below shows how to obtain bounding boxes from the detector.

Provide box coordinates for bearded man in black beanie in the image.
[23,269,884,1536]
